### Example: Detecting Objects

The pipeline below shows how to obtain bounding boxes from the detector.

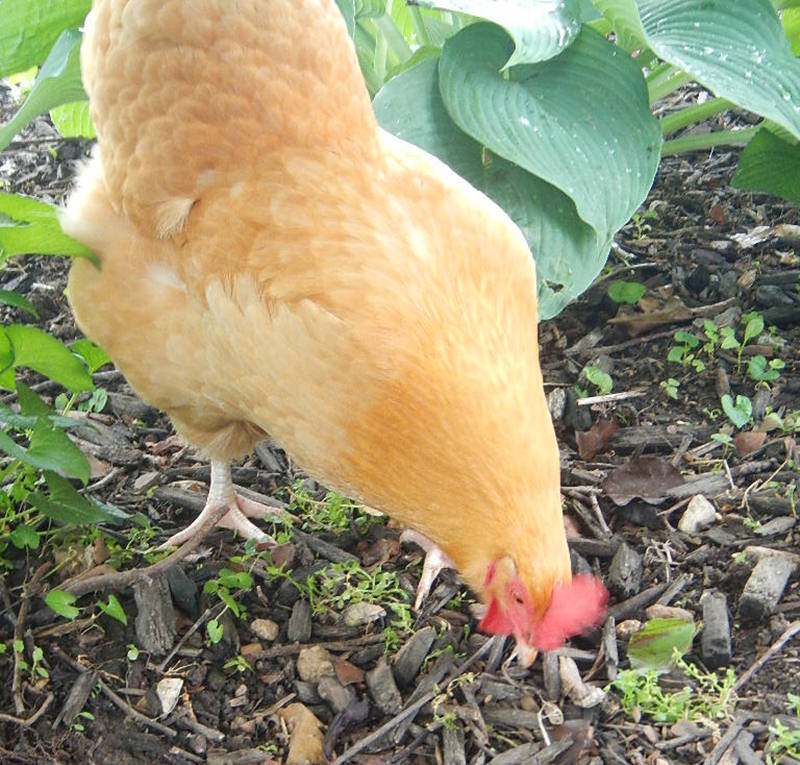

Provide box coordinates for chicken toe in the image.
[400,529,456,610]
[159,460,274,549]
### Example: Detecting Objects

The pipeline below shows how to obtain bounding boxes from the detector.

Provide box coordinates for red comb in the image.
[533,574,608,651]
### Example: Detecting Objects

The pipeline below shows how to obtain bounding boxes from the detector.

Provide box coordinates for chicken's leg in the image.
[160,460,274,548]
[400,529,456,610]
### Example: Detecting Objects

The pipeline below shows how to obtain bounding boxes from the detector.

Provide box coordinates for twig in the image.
[157,602,226,673]
[733,620,800,694]
[565,329,676,357]
[0,693,54,726]
[62,501,230,597]
[52,646,177,737]
[576,390,646,406]
[12,563,51,715]
[589,492,612,537]
[328,636,500,765]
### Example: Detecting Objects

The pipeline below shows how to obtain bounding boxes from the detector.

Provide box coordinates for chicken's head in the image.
[479,555,608,664]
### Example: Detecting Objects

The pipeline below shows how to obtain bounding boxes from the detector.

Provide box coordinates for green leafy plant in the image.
[608,279,646,305]
[223,655,254,674]
[203,568,254,643]
[628,208,659,239]
[747,354,786,382]
[306,559,413,646]
[721,393,754,429]
[610,653,737,724]
[667,330,705,373]
[660,377,680,400]
[582,364,613,395]
[288,481,376,534]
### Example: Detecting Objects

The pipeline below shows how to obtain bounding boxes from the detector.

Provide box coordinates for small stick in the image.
[52,646,177,737]
[62,501,230,597]
[329,636,499,765]
[576,390,646,407]
[13,563,51,715]
[157,602,225,673]
[0,693,54,726]
[733,620,800,694]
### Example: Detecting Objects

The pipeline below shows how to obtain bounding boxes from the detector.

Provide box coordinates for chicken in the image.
[61,0,607,658]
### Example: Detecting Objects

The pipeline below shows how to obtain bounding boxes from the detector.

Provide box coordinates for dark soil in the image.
[1,83,799,764]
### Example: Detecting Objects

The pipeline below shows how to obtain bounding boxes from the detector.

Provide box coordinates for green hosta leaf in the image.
[31,472,130,525]
[785,8,800,55]
[45,589,80,620]
[0,290,38,319]
[608,280,646,304]
[1,324,93,393]
[0,29,87,152]
[0,0,90,77]
[732,128,800,205]
[335,0,356,38]
[10,524,40,550]
[50,100,96,139]
[0,192,96,260]
[721,394,753,429]
[71,338,111,374]
[589,0,648,52]
[373,57,597,318]
[628,618,696,670]
[412,0,582,66]
[99,594,128,625]
[637,0,800,139]
[439,24,660,244]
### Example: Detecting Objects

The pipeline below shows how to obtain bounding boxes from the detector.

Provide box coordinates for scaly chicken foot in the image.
[159,460,274,549]
[400,529,456,610]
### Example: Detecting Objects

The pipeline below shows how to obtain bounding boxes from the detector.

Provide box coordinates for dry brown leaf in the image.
[608,293,692,335]
[734,430,767,457]
[575,419,619,460]
[602,456,684,506]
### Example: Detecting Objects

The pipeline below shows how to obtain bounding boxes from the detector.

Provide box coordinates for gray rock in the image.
[366,659,402,715]
[250,618,279,642]
[678,495,717,535]
[393,625,436,687]
[701,591,731,669]
[286,599,312,643]
[296,645,335,683]
[608,543,642,599]
[317,675,353,713]
[739,555,796,621]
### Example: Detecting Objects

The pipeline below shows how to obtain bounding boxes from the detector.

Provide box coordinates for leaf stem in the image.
[660,97,735,137]
[661,127,759,157]
[647,64,692,104]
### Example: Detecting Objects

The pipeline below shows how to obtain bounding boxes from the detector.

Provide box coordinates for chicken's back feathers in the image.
[63,0,572,613]
[82,0,376,237]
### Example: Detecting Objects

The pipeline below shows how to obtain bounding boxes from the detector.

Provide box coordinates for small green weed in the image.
[660,377,680,400]
[203,568,254,644]
[609,650,737,724]
[668,330,706,372]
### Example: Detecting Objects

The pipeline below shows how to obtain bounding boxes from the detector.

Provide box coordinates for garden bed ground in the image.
[1,84,799,764]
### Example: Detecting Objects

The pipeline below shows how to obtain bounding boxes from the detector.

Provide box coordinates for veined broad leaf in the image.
[0,0,90,78]
[628,618,696,671]
[1,324,94,393]
[32,472,130,525]
[732,127,800,205]
[0,192,96,260]
[50,100,96,139]
[600,0,800,139]
[0,28,87,151]
[374,57,598,318]
[412,0,582,66]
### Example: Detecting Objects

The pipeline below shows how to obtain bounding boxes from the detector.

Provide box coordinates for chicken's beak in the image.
[512,639,538,668]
